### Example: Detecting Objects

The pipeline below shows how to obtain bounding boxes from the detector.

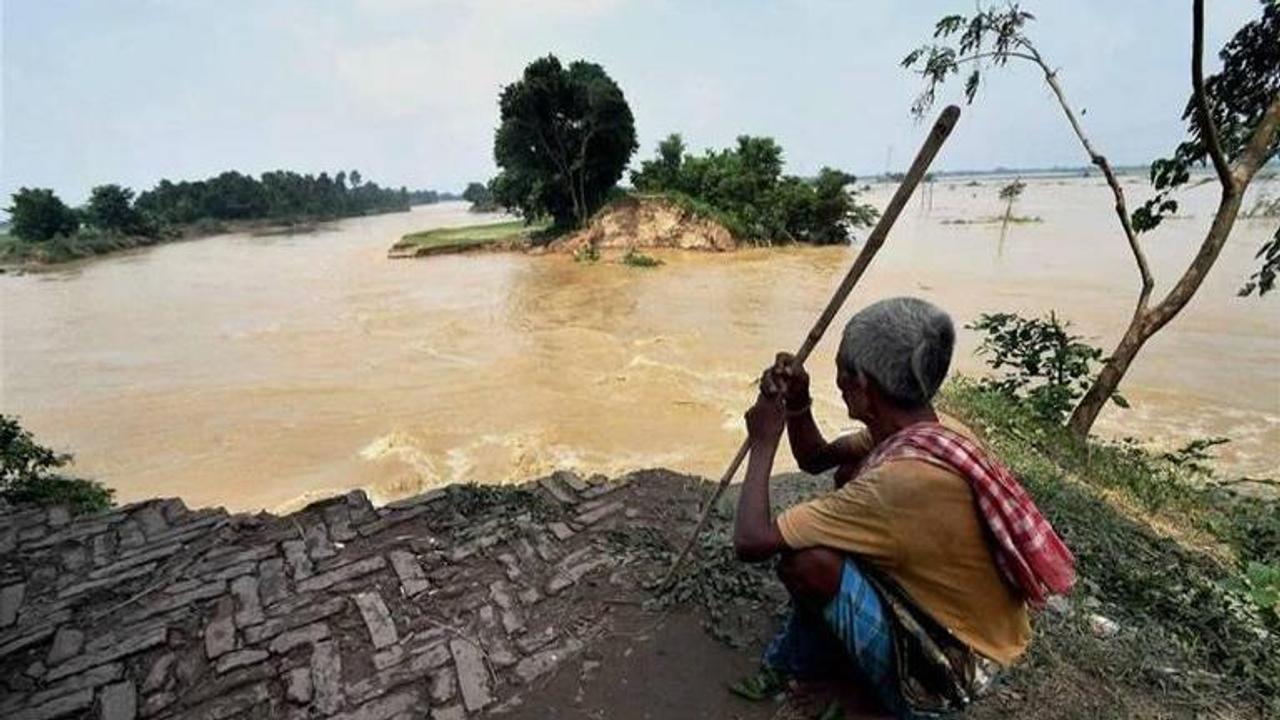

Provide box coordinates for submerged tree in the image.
[998,178,1025,227]
[904,0,1280,439]
[491,55,638,229]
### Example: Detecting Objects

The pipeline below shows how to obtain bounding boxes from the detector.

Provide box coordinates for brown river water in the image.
[2,177,1277,512]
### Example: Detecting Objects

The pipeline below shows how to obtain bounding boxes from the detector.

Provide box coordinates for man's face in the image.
[836,366,870,422]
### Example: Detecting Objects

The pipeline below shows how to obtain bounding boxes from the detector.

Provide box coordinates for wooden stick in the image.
[660,105,961,588]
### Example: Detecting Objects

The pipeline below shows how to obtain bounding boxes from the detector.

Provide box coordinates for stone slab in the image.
[513,639,584,684]
[537,477,576,505]
[245,596,345,644]
[388,550,430,597]
[229,575,264,627]
[46,625,166,682]
[9,687,93,720]
[329,688,427,720]
[215,648,269,674]
[45,626,83,666]
[267,621,330,655]
[20,661,123,710]
[99,680,138,720]
[356,504,430,538]
[0,583,25,627]
[296,555,385,593]
[311,639,344,714]
[257,557,289,606]
[573,500,624,526]
[286,666,312,704]
[429,665,458,704]
[57,563,156,600]
[204,598,236,660]
[354,592,398,649]
[449,638,493,712]
[304,521,336,560]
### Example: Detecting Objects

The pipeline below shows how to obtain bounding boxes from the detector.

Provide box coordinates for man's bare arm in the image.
[786,406,860,475]
[763,351,865,476]
[733,397,789,563]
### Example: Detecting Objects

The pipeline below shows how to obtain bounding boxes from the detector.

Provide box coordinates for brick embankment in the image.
[0,470,702,719]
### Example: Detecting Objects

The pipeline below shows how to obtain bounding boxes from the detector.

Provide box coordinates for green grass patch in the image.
[393,220,549,255]
[622,248,663,268]
[939,380,1279,717]
[0,229,169,265]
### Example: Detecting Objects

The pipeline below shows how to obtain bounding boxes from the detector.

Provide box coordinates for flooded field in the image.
[1,177,1276,512]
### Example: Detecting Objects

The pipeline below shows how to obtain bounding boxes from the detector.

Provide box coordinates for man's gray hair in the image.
[837,297,955,409]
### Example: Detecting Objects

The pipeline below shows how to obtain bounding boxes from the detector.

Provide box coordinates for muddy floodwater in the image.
[2,177,1277,512]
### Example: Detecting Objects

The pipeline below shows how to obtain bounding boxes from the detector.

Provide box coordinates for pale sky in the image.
[0,0,1264,205]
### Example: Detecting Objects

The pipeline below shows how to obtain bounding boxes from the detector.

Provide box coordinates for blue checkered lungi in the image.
[764,558,907,716]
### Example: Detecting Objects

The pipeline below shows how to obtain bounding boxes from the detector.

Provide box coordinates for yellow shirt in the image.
[776,419,1032,665]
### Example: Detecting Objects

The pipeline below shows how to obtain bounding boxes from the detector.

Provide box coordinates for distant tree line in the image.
[132,169,411,227]
[630,133,878,245]
[5,169,452,246]
[407,188,461,205]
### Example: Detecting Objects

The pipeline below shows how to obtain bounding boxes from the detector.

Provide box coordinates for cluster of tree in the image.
[903,0,1277,438]
[483,55,875,244]
[630,134,878,244]
[5,170,452,245]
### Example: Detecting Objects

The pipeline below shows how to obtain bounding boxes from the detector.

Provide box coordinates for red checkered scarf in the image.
[863,422,1076,609]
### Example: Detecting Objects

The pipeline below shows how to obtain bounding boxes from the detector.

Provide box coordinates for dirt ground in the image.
[499,609,776,720]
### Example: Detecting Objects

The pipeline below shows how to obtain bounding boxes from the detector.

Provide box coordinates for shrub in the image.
[967,311,1123,423]
[1,415,113,514]
[622,249,663,267]
[573,244,600,263]
[630,134,877,245]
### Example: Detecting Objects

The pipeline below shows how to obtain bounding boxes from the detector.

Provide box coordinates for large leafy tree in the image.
[86,184,147,234]
[6,188,79,242]
[903,0,1280,439]
[491,55,637,229]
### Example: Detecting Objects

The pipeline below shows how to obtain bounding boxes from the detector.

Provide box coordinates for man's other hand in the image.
[759,352,811,409]
[745,394,786,443]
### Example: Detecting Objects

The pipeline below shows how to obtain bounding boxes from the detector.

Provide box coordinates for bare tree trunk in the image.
[1068,186,1248,436]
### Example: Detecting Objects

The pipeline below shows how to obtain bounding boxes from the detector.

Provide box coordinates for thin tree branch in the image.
[952,51,1041,66]
[1192,0,1234,190]
[1032,57,1155,310]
